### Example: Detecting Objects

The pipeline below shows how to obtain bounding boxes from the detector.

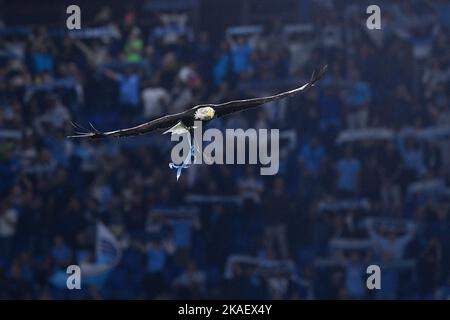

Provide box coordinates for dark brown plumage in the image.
[68,64,327,139]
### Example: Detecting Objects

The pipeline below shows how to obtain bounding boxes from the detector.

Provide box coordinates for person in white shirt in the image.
[141,85,170,119]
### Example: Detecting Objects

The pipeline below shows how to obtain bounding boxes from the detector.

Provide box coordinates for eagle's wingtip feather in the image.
[67,121,105,139]
[310,64,328,85]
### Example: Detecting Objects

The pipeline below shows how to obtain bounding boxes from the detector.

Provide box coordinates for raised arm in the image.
[397,221,416,246]
[104,68,120,82]
[365,218,384,244]
[73,39,94,60]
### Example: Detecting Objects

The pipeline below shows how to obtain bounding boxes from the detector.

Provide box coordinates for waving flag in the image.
[49,222,122,289]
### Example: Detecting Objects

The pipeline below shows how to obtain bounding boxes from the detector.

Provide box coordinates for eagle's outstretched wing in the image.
[68,111,191,139]
[212,64,327,118]
[68,64,327,139]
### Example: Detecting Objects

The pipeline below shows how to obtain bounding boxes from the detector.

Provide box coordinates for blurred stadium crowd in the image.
[1,0,450,299]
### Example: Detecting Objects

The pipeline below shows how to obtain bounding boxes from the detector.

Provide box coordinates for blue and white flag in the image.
[49,222,122,289]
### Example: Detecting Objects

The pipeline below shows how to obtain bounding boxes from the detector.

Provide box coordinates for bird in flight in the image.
[68,64,327,179]
[68,65,327,140]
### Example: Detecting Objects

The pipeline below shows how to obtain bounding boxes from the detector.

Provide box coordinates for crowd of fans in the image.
[0,0,450,299]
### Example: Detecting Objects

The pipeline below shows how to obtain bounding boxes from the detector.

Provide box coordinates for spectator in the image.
[262,178,290,259]
[237,166,264,205]
[366,219,415,261]
[51,235,73,267]
[335,146,361,195]
[31,44,55,76]
[174,260,207,298]
[123,27,144,64]
[298,136,327,178]
[344,68,371,129]
[229,36,253,79]
[104,66,142,119]
[344,251,366,299]
[143,239,167,298]
[141,82,170,119]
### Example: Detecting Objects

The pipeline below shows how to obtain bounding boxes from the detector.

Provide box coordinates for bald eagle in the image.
[69,65,327,139]
[69,65,327,179]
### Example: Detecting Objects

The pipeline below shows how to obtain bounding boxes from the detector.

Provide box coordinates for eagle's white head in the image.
[194,106,215,121]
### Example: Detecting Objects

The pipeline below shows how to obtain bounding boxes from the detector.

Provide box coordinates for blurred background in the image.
[0,0,450,299]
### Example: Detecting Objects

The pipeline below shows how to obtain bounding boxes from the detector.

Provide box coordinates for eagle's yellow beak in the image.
[207,109,215,119]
